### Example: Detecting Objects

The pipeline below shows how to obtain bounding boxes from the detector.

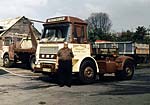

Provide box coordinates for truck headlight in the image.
[41,54,45,58]
[51,55,55,58]
[46,55,50,58]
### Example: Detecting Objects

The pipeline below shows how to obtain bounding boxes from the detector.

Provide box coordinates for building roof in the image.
[0,16,22,32]
[0,16,41,38]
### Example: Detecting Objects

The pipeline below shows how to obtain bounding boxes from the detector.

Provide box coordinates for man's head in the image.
[64,42,68,48]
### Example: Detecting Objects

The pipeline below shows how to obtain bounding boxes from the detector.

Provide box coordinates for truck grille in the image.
[40,46,59,54]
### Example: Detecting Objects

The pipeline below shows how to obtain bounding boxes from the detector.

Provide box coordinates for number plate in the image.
[43,68,51,72]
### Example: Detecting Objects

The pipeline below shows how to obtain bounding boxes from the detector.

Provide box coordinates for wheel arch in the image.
[3,52,13,67]
[2,51,15,61]
[3,52,9,59]
[73,56,99,73]
[78,57,98,84]
[116,55,135,71]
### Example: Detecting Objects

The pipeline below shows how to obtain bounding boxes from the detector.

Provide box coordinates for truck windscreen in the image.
[42,23,70,42]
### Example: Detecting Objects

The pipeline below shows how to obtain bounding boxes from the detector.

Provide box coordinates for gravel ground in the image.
[0,64,150,105]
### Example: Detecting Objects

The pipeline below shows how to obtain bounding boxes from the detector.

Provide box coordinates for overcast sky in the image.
[0,0,150,32]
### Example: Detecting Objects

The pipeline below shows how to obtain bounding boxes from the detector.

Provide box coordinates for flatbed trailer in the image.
[94,41,150,64]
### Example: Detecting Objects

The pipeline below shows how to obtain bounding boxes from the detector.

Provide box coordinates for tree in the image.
[133,26,147,43]
[119,30,134,41]
[143,36,150,44]
[86,12,112,42]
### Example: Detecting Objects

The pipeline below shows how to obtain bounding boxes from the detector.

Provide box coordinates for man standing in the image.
[57,42,74,87]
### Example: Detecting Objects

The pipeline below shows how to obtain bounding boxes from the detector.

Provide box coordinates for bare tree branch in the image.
[86,12,112,34]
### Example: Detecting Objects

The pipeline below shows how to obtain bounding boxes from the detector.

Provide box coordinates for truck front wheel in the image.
[116,60,134,80]
[79,60,96,84]
[3,55,13,68]
[30,56,36,71]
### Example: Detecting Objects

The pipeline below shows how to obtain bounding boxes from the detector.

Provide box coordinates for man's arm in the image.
[70,49,74,58]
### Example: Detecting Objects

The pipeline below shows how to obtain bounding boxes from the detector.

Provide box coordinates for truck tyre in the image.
[116,60,134,80]
[79,60,96,84]
[30,56,36,71]
[3,55,13,68]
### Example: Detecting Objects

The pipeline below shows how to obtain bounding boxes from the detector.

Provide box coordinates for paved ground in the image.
[0,64,150,105]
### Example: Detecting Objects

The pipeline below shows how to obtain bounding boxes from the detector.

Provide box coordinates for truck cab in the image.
[41,16,88,44]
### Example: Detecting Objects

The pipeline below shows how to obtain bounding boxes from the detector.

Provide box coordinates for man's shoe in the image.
[66,84,71,88]
[59,84,64,87]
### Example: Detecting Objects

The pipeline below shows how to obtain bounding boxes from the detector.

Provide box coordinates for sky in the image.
[0,0,150,32]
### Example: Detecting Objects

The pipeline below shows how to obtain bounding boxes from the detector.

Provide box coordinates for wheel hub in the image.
[84,67,94,78]
[4,58,9,65]
[126,67,132,76]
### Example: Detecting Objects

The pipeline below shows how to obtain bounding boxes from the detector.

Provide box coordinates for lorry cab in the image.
[41,16,88,44]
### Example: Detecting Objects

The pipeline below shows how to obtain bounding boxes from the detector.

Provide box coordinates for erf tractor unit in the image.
[34,16,135,84]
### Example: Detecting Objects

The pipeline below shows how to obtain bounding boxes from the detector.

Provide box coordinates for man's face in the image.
[64,43,68,48]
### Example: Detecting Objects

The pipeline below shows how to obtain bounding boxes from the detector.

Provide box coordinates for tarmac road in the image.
[0,64,150,105]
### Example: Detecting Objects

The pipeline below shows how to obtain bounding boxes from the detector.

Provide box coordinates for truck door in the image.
[74,24,87,44]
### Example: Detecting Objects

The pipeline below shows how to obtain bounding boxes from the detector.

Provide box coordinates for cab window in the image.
[74,25,85,43]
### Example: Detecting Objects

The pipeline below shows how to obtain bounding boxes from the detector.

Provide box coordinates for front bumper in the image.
[34,60,57,73]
